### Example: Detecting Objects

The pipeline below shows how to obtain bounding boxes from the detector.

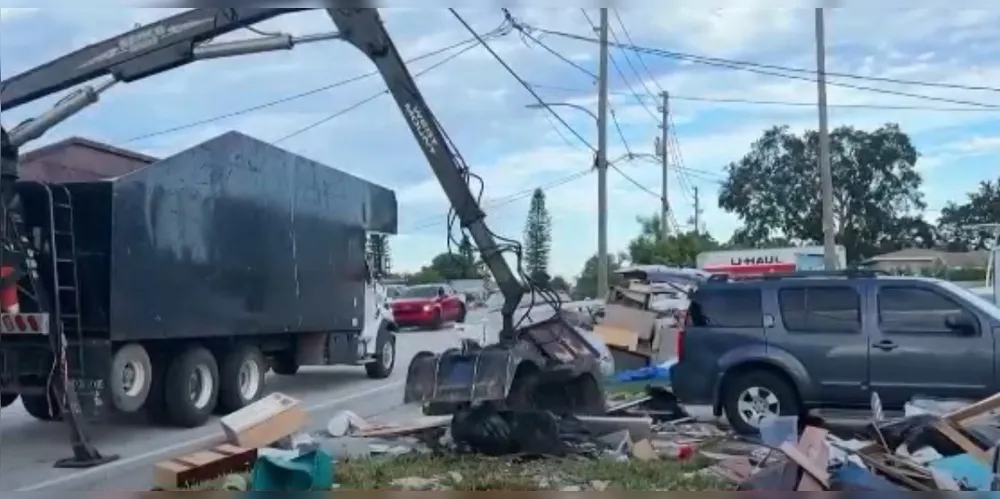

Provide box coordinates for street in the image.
[0,312,489,492]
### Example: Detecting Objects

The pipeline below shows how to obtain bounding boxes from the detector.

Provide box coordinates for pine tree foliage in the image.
[523,188,552,283]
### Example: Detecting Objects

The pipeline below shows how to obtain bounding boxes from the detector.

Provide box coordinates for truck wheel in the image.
[163,346,219,428]
[271,353,299,376]
[109,343,152,413]
[21,386,61,421]
[456,304,467,323]
[722,370,801,436]
[0,393,17,408]
[365,325,396,379]
[217,344,266,414]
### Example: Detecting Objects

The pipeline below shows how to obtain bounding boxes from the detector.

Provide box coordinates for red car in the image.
[390,284,467,329]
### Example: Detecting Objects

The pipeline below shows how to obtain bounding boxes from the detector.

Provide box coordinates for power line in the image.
[457,9,595,151]
[529,82,1000,113]
[610,162,661,200]
[527,25,1000,108]
[506,9,633,156]
[577,10,659,122]
[611,9,666,96]
[402,168,592,233]
[121,30,509,144]
[272,33,494,144]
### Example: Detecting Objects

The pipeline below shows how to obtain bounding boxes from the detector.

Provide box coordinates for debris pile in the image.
[151,387,1000,491]
[733,393,1000,491]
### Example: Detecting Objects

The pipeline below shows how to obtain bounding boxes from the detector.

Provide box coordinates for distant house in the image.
[862,248,989,274]
[19,136,156,183]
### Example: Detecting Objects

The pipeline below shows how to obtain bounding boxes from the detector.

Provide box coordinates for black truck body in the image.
[2,131,398,425]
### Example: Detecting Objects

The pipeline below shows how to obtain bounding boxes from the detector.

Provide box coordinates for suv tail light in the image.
[675,310,688,361]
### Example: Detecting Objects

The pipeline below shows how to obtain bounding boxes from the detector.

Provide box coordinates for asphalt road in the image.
[0,314,488,492]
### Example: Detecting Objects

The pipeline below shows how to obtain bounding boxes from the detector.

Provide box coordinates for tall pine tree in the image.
[366,233,391,277]
[523,188,552,285]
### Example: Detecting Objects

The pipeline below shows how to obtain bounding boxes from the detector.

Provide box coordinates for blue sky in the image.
[1,7,999,279]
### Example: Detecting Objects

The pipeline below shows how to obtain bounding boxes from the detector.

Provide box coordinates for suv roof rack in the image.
[707,269,889,283]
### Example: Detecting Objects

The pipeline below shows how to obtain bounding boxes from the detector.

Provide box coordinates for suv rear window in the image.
[689,288,763,327]
[778,286,860,333]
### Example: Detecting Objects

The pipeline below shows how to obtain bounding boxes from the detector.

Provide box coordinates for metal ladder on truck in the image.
[42,183,117,468]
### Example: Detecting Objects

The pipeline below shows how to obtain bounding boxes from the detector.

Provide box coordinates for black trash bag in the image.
[868,414,962,456]
[641,385,689,422]
[451,405,567,457]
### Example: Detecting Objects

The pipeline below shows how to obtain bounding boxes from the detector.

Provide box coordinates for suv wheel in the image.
[722,370,800,435]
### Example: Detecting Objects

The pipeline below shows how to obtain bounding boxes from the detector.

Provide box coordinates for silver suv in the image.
[671,270,1000,435]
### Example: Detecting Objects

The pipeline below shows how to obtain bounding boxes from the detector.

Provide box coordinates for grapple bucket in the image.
[403,314,603,407]
[404,345,519,405]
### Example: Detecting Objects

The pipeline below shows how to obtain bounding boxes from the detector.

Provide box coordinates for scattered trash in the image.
[152,386,1000,491]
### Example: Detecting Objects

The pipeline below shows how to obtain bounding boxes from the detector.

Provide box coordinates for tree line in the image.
[372,123,998,298]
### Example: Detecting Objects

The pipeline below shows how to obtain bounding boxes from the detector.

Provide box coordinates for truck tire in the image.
[21,386,61,421]
[0,393,17,408]
[217,344,266,414]
[365,324,396,379]
[271,353,299,376]
[163,346,219,428]
[109,343,153,413]
[722,369,801,436]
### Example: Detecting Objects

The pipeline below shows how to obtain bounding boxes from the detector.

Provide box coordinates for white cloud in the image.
[2,7,998,279]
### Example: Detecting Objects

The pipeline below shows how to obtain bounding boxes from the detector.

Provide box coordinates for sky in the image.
[1,7,999,280]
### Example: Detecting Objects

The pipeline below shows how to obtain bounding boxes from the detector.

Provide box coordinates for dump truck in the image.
[0,131,400,429]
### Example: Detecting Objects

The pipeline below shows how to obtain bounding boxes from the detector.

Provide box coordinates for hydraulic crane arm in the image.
[0,8,305,110]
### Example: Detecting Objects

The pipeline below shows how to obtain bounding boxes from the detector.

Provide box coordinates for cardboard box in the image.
[594,324,640,351]
[219,392,306,448]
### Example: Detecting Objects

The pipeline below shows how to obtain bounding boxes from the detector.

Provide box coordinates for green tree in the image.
[718,124,927,262]
[572,253,625,300]
[627,213,720,267]
[366,233,391,277]
[523,188,552,284]
[416,249,483,282]
[550,275,570,293]
[937,177,1000,251]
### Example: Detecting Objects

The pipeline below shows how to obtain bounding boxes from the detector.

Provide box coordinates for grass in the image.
[185,452,732,491]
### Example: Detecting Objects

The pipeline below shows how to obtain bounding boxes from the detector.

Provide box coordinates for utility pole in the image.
[693,187,701,235]
[596,8,610,296]
[659,91,670,241]
[815,7,837,270]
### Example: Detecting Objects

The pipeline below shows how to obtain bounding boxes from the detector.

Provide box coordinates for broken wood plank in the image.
[794,426,830,491]
[944,393,1000,426]
[932,420,990,464]
[153,444,257,490]
[779,442,829,489]
[354,415,452,437]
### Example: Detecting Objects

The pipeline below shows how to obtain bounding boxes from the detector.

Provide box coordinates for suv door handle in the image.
[872,339,898,351]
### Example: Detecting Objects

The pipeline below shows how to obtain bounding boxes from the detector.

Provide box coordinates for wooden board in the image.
[944,393,1000,426]
[793,426,830,491]
[153,444,257,490]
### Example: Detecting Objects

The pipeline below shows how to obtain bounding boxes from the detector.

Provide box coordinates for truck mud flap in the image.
[404,346,520,405]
